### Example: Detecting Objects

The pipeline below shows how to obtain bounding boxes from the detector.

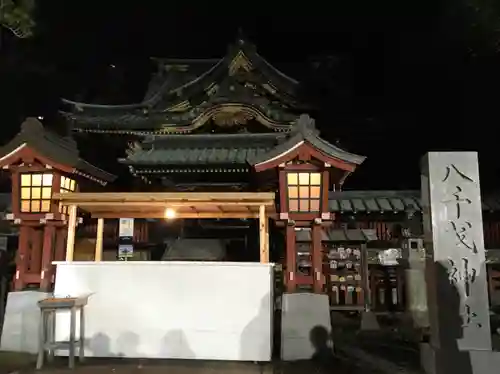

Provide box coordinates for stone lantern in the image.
[0,118,114,290]
[251,114,366,292]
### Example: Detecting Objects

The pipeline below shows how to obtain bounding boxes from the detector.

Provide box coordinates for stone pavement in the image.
[19,359,272,374]
[0,356,265,374]
[0,351,36,374]
[1,356,387,374]
[0,329,423,374]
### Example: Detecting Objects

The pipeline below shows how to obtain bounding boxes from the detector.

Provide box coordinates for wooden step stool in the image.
[36,295,89,369]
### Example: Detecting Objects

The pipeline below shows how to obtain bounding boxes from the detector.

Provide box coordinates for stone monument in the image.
[420,152,500,374]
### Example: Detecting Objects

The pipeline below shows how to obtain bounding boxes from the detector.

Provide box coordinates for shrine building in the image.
[1,38,499,361]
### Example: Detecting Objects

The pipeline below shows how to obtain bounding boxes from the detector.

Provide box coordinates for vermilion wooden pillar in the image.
[12,223,68,291]
[54,227,67,262]
[285,221,297,292]
[46,226,67,287]
[40,223,56,290]
[312,221,323,294]
[29,228,43,274]
[14,226,31,290]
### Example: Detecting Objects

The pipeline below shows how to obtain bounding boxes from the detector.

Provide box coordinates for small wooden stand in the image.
[36,295,89,370]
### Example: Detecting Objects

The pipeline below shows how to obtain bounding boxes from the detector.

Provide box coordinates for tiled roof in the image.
[295,228,379,242]
[61,39,302,132]
[248,114,366,167]
[122,133,285,166]
[0,118,115,184]
[329,190,422,213]
[123,115,365,171]
[329,190,500,213]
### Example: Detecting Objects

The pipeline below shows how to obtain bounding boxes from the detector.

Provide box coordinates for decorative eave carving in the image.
[166,100,191,112]
[126,141,143,157]
[180,103,293,132]
[212,110,253,127]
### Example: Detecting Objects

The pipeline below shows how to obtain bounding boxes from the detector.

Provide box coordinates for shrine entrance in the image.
[52,191,275,263]
[48,191,276,361]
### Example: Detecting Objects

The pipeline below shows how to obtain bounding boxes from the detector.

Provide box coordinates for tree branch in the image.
[0,0,35,38]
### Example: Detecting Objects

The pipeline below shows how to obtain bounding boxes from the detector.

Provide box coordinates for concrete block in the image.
[0,291,50,353]
[281,293,331,361]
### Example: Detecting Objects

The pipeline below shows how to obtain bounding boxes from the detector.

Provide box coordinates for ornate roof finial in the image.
[237,27,246,45]
[296,114,317,136]
[20,117,44,134]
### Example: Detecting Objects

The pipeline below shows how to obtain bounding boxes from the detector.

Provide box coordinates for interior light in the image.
[164,208,176,219]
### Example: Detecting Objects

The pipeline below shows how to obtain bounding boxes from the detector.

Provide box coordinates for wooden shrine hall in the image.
[0,111,367,295]
[2,38,500,309]
[0,111,367,361]
[1,39,500,362]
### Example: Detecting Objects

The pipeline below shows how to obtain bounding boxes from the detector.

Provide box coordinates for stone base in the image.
[280,293,332,361]
[0,291,50,353]
[360,310,380,331]
[420,343,500,374]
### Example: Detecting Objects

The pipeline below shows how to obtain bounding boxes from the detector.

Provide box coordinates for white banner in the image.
[118,218,134,238]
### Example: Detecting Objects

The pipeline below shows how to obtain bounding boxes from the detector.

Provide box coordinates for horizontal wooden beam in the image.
[74,201,273,208]
[23,272,42,284]
[90,212,261,219]
[53,191,275,203]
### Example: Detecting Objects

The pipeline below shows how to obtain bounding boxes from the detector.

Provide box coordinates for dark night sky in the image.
[1,1,500,191]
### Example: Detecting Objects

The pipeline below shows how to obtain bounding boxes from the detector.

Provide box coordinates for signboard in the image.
[119,218,134,238]
[422,152,492,351]
[118,218,134,260]
[118,244,134,258]
[378,248,401,266]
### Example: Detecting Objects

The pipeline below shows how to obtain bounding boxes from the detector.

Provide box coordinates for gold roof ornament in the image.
[212,110,253,127]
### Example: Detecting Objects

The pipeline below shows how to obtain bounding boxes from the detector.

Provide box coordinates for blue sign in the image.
[118,244,134,258]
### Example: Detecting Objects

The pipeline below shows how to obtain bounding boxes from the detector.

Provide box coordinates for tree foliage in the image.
[0,0,35,38]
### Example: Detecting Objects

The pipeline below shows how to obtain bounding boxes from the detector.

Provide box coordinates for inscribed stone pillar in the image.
[421,152,500,374]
